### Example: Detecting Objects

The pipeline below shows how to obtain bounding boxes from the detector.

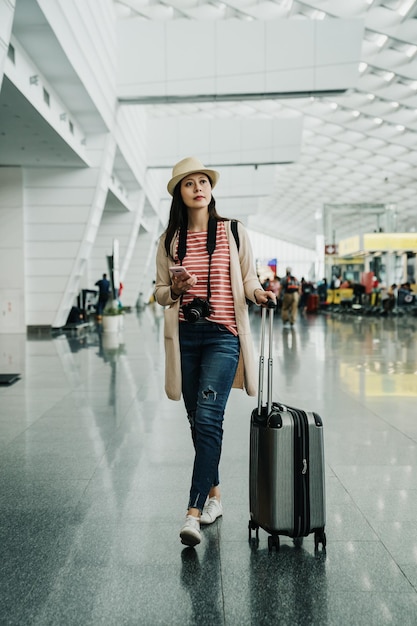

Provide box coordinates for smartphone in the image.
[169,266,192,280]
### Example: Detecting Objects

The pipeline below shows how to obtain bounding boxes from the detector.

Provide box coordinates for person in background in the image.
[148,280,156,304]
[268,275,281,310]
[261,277,270,290]
[281,267,300,328]
[154,156,276,548]
[331,275,341,289]
[95,273,110,317]
[381,283,397,314]
[298,277,314,313]
[317,278,328,304]
[339,279,352,289]
[397,282,414,306]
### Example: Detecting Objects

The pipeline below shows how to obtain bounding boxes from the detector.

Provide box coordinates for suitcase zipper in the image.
[290,408,310,537]
[299,410,311,536]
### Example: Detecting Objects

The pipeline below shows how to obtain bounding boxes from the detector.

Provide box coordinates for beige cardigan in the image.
[154,220,262,400]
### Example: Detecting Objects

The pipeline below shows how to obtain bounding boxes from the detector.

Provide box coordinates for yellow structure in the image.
[331,233,417,289]
[338,233,417,257]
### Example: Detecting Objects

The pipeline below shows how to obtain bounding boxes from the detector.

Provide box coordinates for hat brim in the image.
[167,168,219,196]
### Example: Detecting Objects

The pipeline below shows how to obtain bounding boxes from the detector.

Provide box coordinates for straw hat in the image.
[167,156,219,196]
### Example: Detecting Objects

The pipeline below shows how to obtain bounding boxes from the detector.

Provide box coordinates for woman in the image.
[155,157,275,547]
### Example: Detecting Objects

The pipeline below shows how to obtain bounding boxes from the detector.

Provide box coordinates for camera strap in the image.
[177,217,217,302]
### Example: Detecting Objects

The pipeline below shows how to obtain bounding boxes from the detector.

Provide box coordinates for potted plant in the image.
[102,301,124,333]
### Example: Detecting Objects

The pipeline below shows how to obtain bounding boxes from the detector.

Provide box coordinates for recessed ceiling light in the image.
[374,118,383,124]
[406,45,417,58]
[398,0,415,17]
[375,35,388,47]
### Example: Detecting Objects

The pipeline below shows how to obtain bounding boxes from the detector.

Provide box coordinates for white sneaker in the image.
[200,497,223,525]
[180,515,201,547]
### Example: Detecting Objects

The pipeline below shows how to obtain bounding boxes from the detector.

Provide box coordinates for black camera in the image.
[182,298,211,323]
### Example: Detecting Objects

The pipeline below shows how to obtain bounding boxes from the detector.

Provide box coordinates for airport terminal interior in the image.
[1,0,417,624]
[1,305,417,625]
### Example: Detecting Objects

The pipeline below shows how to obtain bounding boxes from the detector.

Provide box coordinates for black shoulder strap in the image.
[231,220,240,251]
[177,218,218,302]
[177,224,187,263]
[207,217,217,256]
[177,218,218,262]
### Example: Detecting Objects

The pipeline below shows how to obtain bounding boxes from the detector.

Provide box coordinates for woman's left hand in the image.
[255,289,276,306]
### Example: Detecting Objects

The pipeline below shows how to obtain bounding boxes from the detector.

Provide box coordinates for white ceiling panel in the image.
[4,0,417,251]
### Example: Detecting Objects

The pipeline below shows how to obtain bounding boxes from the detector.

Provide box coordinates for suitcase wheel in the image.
[314,529,327,551]
[248,520,259,544]
[268,535,280,552]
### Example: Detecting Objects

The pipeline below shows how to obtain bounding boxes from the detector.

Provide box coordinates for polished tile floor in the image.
[1,305,417,625]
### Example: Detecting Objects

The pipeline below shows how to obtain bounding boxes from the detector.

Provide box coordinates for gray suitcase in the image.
[248,305,326,551]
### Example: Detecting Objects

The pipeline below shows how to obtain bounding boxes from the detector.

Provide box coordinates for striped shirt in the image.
[175,221,237,335]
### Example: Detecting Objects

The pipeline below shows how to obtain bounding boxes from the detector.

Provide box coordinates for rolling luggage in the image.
[306,293,319,313]
[248,304,326,551]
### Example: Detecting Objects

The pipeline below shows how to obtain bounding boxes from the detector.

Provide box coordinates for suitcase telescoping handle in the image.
[257,301,275,417]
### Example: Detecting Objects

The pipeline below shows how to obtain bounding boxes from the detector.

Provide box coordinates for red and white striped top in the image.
[175,221,237,335]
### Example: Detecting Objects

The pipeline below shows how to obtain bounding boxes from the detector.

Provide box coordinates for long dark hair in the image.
[163,176,226,258]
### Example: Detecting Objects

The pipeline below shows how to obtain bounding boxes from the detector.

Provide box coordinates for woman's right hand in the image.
[171,274,198,298]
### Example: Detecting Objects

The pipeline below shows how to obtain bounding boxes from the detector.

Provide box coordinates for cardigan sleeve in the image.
[154,234,178,307]
[235,222,263,303]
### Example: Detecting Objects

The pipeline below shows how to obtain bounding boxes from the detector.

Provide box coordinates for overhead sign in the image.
[363,233,417,252]
[338,233,417,256]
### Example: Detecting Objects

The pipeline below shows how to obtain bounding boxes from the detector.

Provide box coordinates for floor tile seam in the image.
[372,412,417,446]
[398,565,417,593]
[215,524,227,626]
[326,463,410,547]
[0,412,61,449]
[2,386,85,448]
[1,507,97,626]
[81,399,144,492]
[348,512,417,591]
[329,464,417,476]
[105,394,141,442]
[373,539,417,592]
[346,369,417,434]
[334,391,417,444]
[329,460,406,491]
[325,464,356,505]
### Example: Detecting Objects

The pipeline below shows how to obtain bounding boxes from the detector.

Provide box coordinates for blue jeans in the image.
[179,319,240,513]
[96,296,109,315]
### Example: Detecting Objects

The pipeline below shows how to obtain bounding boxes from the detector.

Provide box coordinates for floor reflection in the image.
[249,541,328,624]
[2,307,417,624]
[180,529,223,624]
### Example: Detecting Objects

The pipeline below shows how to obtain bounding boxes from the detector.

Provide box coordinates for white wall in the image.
[248,229,317,282]
[117,19,364,101]
[0,0,15,91]
[146,117,303,167]
[0,167,25,333]
[38,0,117,131]
[24,133,116,328]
